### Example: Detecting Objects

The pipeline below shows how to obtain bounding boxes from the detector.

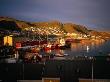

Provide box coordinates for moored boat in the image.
[66,39,81,43]
[58,38,71,49]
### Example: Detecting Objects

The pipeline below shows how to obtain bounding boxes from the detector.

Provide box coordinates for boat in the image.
[43,43,52,53]
[66,39,81,43]
[54,49,65,57]
[55,53,64,57]
[59,38,65,46]
[86,46,90,52]
[58,38,71,49]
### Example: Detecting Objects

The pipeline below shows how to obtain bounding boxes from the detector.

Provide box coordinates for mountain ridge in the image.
[0,17,110,39]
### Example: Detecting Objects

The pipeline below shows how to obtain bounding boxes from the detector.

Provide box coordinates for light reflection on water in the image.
[50,40,110,56]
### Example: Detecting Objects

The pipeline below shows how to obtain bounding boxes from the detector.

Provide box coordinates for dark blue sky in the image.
[0,0,110,31]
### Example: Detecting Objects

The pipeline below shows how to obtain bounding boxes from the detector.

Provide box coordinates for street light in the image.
[90,57,94,82]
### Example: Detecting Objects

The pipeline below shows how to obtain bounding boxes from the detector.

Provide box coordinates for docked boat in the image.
[54,49,68,57]
[59,38,71,49]
[66,39,81,43]
[55,53,64,57]
[54,49,63,57]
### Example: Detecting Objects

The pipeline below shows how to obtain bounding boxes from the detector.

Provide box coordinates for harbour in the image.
[0,39,110,82]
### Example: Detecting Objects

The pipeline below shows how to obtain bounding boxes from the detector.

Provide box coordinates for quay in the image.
[0,56,110,82]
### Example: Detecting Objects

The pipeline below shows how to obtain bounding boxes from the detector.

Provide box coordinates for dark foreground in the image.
[0,56,110,82]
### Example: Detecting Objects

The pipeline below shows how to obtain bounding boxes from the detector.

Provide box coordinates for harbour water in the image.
[50,40,110,57]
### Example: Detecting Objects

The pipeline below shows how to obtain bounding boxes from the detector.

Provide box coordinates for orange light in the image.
[4,36,13,46]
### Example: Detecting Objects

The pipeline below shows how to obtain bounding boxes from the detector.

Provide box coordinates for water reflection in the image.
[71,39,104,51]
[70,39,110,56]
[44,40,110,56]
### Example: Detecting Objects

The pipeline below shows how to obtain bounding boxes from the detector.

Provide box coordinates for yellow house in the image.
[4,35,13,46]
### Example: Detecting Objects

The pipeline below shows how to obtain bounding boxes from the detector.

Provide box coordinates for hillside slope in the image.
[0,16,110,39]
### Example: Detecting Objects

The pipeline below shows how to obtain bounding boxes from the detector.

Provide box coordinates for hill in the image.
[0,17,31,31]
[0,17,90,34]
[63,23,89,34]
[0,16,110,39]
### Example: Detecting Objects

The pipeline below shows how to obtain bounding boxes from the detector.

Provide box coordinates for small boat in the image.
[59,38,71,49]
[59,38,65,46]
[86,46,90,52]
[43,44,52,53]
[54,49,66,57]
[55,53,64,57]
[87,46,89,50]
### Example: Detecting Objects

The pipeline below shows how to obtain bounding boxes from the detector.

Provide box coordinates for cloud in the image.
[0,0,110,31]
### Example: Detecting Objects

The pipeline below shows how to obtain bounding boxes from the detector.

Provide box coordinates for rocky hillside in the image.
[0,16,110,39]
[0,17,31,31]
[63,23,89,34]
[0,17,90,34]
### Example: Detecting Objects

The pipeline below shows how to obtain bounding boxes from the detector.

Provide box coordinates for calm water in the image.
[50,40,110,57]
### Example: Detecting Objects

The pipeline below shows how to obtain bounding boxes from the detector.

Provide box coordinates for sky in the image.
[0,0,110,31]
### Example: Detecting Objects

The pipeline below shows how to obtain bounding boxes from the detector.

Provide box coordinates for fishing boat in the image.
[66,39,81,43]
[58,38,67,49]
[59,38,71,49]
